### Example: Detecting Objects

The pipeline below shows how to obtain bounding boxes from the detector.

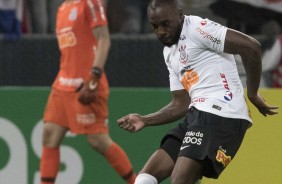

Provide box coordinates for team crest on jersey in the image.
[179,45,189,64]
[68,7,78,21]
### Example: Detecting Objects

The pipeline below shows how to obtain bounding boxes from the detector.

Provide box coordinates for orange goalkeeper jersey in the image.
[52,0,108,91]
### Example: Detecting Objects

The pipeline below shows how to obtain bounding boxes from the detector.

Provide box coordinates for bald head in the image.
[148,0,180,10]
[147,0,184,47]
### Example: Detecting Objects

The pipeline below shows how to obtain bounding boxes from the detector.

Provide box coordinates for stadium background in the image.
[0,35,281,184]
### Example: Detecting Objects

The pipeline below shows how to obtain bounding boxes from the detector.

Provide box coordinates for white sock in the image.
[134,173,158,184]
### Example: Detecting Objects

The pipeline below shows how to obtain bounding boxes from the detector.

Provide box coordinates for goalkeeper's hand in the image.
[77,74,100,105]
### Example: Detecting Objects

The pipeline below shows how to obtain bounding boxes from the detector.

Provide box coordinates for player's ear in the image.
[178,9,184,18]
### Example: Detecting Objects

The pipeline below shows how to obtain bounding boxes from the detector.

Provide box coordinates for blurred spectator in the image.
[0,0,23,40]
[48,0,63,33]
[182,0,226,25]
[210,0,282,34]
[120,0,150,34]
[271,35,282,87]
[107,0,151,34]
[260,20,281,87]
[235,20,282,88]
[234,54,247,88]
[25,0,47,33]
[26,0,63,33]
[106,0,126,33]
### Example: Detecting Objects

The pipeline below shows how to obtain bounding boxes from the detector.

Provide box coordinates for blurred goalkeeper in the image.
[40,0,136,184]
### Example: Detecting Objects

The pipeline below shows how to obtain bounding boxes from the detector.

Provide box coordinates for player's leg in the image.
[85,79,136,183]
[135,149,174,184]
[135,134,183,184]
[40,89,69,184]
[87,133,136,184]
[40,122,68,184]
[170,157,203,184]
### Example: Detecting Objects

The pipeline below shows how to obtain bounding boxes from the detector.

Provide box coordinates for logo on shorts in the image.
[76,113,96,124]
[216,148,232,167]
[180,145,190,150]
[182,131,204,146]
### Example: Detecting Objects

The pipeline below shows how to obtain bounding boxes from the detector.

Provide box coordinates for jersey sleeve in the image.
[85,0,108,28]
[163,47,184,91]
[188,16,227,53]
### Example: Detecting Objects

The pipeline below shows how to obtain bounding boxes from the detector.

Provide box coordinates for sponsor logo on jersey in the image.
[200,20,207,26]
[181,69,199,91]
[224,90,233,101]
[69,7,78,21]
[220,73,233,101]
[191,98,206,107]
[180,66,191,75]
[182,131,204,146]
[195,27,221,44]
[216,147,232,167]
[179,45,189,64]
[59,77,83,87]
[212,104,222,111]
[192,98,206,103]
[58,31,77,49]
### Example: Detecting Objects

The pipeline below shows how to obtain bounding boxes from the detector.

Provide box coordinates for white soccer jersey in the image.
[164,15,252,123]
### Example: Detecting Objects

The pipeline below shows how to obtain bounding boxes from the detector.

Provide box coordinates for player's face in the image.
[148,4,183,47]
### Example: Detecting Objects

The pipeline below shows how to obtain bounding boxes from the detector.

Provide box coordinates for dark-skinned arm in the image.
[117,89,190,132]
[224,29,278,116]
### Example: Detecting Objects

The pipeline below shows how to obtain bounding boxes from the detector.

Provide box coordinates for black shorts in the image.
[160,107,250,179]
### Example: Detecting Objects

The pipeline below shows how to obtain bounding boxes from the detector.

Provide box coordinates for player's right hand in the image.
[117,114,145,133]
[77,74,99,105]
[248,93,279,117]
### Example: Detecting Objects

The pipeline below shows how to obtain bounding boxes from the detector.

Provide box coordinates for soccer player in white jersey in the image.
[117,0,279,183]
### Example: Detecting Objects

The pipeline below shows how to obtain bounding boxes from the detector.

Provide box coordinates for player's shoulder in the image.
[184,15,214,28]
[182,15,205,33]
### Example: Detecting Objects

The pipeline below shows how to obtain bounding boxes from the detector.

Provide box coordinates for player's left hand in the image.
[77,74,99,105]
[117,113,145,133]
[248,93,279,116]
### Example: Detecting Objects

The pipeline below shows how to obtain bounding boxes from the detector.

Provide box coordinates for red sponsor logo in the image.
[192,98,206,103]
[220,73,230,91]
[216,150,232,167]
[200,20,207,26]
